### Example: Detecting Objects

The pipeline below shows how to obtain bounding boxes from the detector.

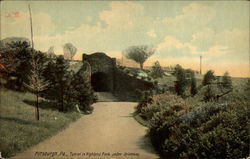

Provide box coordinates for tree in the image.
[55,56,71,111]
[63,43,77,60]
[46,55,71,111]
[0,41,32,90]
[174,64,188,96]
[69,66,97,113]
[47,46,56,58]
[189,71,198,96]
[151,61,164,79]
[221,71,232,89]
[0,42,21,76]
[123,45,155,69]
[24,51,49,120]
[202,70,215,86]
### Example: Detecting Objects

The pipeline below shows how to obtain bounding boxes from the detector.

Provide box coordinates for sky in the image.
[1,0,249,77]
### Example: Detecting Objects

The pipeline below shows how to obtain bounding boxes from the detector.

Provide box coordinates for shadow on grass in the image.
[23,99,58,111]
[0,116,38,126]
[136,135,161,157]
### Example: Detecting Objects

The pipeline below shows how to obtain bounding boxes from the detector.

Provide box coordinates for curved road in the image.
[13,102,159,159]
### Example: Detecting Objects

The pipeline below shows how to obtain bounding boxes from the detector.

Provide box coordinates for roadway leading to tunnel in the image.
[13,101,159,159]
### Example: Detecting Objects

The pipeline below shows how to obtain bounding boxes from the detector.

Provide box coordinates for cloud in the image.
[202,45,229,57]
[1,11,56,38]
[191,28,248,60]
[161,2,216,40]
[31,1,151,55]
[5,11,21,18]
[147,29,157,38]
[216,29,249,55]
[157,36,196,56]
[99,1,144,29]
[157,35,229,59]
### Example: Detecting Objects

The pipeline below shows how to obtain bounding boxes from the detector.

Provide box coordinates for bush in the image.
[201,84,219,102]
[190,74,198,96]
[134,89,153,114]
[139,93,188,122]
[151,61,164,79]
[202,70,215,86]
[221,72,232,89]
[70,66,97,114]
[174,65,188,96]
[148,93,249,159]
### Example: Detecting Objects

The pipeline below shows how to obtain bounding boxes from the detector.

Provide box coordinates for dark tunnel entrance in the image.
[91,72,111,92]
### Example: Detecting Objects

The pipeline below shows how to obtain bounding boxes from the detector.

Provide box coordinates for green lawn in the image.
[0,88,81,158]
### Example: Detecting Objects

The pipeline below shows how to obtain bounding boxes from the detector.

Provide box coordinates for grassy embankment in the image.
[0,88,81,158]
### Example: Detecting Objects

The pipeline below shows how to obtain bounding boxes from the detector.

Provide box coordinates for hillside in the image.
[0,88,81,158]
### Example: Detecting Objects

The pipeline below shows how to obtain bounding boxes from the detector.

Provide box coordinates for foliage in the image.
[63,43,77,60]
[185,69,198,96]
[140,93,187,122]
[135,89,153,114]
[200,85,219,102]
[221,71,232,89]
[190,75,198,96]
[47,46,56,58]
[43,56,96,113]
[202,70,215,86]
[123,45,155,69]
[0,41,32,90]
[68,66,97,113]
[174,64,188,96]
[24,52,50,120]
[142,89,249,159]
[149,100,249,159]
[44,55,71,111]
[151,61,164,79]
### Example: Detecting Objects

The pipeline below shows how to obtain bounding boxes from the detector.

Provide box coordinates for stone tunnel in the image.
[82,52,155,96]
[82,52,116,92]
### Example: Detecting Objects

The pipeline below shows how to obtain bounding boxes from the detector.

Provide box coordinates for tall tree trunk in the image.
[140,63,143,69]
[36,94,39,120]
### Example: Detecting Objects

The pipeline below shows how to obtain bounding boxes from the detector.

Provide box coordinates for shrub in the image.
[201,85,218,102]
[69,66,97,114]
[148,94,249,159]
[135,90,153,114]
[151,61,164,79]
[190,73,198,96]
[202,70,215,86]
[140,93,187,122]
[221,71,232,89]
[174,65,188,96]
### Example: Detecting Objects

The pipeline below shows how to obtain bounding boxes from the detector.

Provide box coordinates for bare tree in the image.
[47,46,56,58]
[123,45,155,69]
[25,4,49,120]
[63,43,77,60]
[24,54,50,120]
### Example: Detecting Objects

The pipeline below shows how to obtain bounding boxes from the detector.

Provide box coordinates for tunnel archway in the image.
[91,72,111,92]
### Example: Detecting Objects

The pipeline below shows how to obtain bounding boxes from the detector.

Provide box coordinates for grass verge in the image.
[0,88,81,158]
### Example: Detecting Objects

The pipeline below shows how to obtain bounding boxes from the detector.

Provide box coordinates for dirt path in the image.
[13,102,159,159]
